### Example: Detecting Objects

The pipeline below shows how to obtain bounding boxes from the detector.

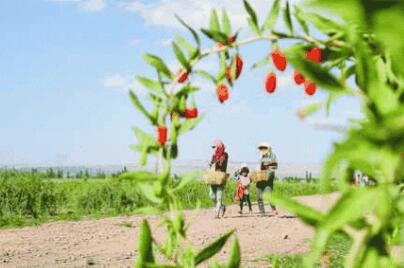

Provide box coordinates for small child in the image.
[238,167,252,214]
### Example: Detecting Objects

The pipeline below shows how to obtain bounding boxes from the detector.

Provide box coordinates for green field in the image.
[0,170,336,228]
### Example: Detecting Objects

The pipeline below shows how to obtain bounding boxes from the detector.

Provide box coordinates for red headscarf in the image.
[212,139,225,162]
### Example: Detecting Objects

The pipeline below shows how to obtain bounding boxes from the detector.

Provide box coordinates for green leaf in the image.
[195,230,235,265]
[210,9,220,32]
[373,7,404,78]
[172,42,191,71]
[136,76,166,96]
[321,188,377,232]
[175,15,200,46]
[306,188,379,266]
[175,35,196,56]
[178,116,203,136]
[143,54,172,80]
[294,5,309,35]
[217,53,227,82]
[263,0,280,31]
[200,28,228,44]
[224,236,241,268]
[135,220,154,267]
[247,18,261,36]
[283,1,293,34]
[251,56,270,69]
[304,12,342,35]
[129,91,155,124]
[133,127,156,145]
[139,183,163,204]
[285,46,345,91]
[172,171,200,192]
[133,207,162,215]
[119,170,159,182]
[144,263,178,268]
[221,9,232,36]
[271,194,324,226]
[297,102,322,119]
[243,0,258,29]
[174,84,199,97]
[195,70,217,84]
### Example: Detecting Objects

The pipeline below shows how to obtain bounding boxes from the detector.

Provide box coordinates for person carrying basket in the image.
[255,142,278,216]
[208,139,229,219]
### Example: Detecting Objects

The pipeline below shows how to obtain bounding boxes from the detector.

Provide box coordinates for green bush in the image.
[0,170,333,228]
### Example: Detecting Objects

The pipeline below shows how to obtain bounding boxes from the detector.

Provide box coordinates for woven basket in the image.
[250,171,269,183]
[202,169,228,185]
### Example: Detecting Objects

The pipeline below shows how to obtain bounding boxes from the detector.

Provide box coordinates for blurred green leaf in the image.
[243,0,258,30]
[321,188,377,232]
[297,102,322,119]
[144,54,173,80]
[304,12,343,35]
[201,28,228,44]
[217,53,227,82]
[178,116,203,136]
[133,127,156,145]
[119,170,159,182]
[263,0,280,31]
[174,84,199,97]
[224,236,241,268]
[247,18,261,36]
[129,91,155,124]
[251,55,270,69]
[373,7,404,78]
[172,42,191,71]
[175,35,198,60]
[283,1,293,34]
[285,45,345,91]
[133,207,162,215]
[135,220,154,267]
[175,15,200,46]
[195,70,217,84]
[172,171,200,192]
[294,5,309,35]
[195,230,235,265]
[181,246,195,267]
[136,76,166,96]
[306,188,378,266]
[144,264,178,268]
[271,194,324,226]
[139,183,163,204]
[210,9,220,32]
[222,9,232,36]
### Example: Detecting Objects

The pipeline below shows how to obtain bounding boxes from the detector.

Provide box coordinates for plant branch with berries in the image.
[125,0,404,267]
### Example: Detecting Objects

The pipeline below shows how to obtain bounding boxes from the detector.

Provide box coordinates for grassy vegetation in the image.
[0,170,337,228]
[266,233,351,268]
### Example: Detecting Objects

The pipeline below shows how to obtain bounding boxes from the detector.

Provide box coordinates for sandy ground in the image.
[0,194,339,268]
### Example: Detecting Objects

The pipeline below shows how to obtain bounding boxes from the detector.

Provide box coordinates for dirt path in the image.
[0,194,339,268]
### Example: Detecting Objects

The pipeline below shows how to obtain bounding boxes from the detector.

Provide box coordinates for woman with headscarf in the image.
[209,139,229,219]
[256,142,278,215]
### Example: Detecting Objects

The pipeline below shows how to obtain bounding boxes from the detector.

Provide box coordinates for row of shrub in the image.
[0,170,336,228]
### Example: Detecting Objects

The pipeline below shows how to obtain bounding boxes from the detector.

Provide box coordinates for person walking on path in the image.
[237,166,253,214]
[209,139,229,219]
[232,163,248,181]
[256,142,278,216]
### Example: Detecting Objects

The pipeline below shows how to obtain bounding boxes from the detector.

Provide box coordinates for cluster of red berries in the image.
[160,45,323,145]
[216,54,244,103]
[157,107,198,146]
[265,47,322,96]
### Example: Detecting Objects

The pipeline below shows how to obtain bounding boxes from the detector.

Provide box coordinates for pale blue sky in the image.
[0,0,361,166]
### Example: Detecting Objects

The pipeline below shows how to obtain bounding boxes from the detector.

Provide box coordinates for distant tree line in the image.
[25,166,129,179]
